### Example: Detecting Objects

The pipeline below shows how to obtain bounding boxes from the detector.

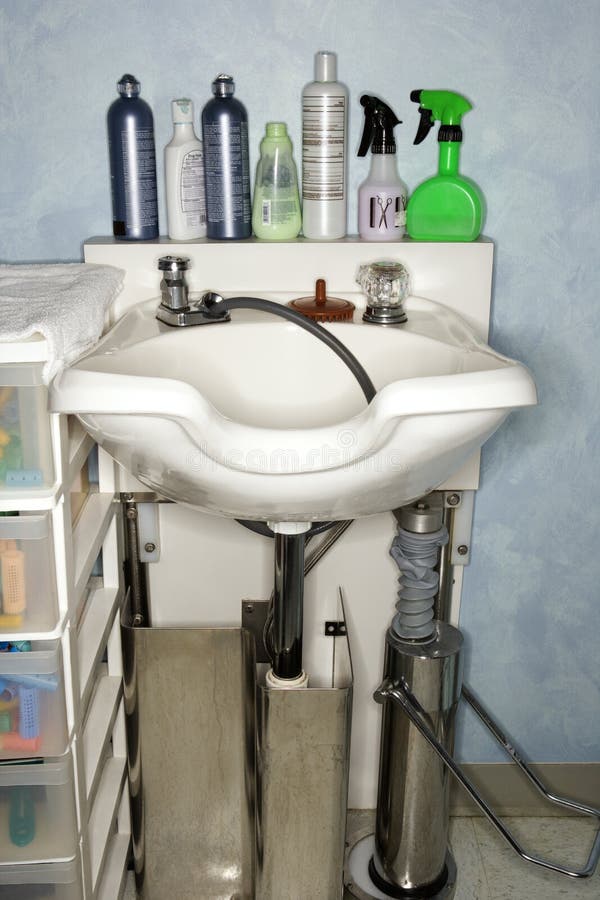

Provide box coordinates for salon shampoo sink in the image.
[50,294,536,522]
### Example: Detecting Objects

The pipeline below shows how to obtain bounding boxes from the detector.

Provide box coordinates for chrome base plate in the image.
[344,829,456,900]
[362,304,407,325]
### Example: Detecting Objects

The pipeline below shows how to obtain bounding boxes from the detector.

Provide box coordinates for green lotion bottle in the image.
[406,90,485,241]
[252,122,301,240]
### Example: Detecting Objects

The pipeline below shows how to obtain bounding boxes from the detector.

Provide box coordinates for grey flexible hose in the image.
[390,525,449,640]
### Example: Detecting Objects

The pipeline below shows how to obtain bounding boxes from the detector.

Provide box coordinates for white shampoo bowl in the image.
[51,295,536,521]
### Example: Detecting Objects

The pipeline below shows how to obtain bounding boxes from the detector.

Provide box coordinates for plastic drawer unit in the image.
[0,858,82,899]
[0,640,68,760]
[0,752,78,864]
[0,513,58,634]
[0,364,54,493]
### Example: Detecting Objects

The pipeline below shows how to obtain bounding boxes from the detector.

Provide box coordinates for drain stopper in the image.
[288,278,355,322]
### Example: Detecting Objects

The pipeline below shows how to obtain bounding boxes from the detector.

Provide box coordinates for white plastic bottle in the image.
[301,51,348,240]
[165,98,207,240]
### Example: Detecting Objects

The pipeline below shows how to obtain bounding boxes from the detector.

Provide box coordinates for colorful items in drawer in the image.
[9,786,36,847]
[0,387,42,488]
[0,388,22,482]
[17,686,40,739]
[0,755,77,862]
[0,540,26,628]
[0,649,58,752]
[5,470,43,487]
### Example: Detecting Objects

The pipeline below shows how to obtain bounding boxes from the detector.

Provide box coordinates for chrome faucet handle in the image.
[155,259,230,327]
[158,255,191,311]
[357,259,410,325]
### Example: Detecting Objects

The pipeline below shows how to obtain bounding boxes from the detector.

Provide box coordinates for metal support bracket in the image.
[120,491,168,562]
[443,491,475,566]
[119,492,170,504]
[137,502,161,563]
[241,600,271,663]
[121,495,151,627]
[374,678,600,880]
[325,621,347,637]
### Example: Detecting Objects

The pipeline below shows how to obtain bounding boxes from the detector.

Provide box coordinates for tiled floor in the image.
[124,816,600,898]
[448,816,599,899]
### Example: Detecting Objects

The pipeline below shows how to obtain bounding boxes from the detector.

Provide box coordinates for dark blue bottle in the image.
[201,75,251,240]
[107,74,159,240]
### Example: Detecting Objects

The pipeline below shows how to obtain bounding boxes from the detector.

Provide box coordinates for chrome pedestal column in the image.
[346,623,462,900]
[346,496,460,899]
[372,625,462,897]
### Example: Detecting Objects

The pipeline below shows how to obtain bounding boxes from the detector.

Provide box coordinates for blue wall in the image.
[1,0,598,761]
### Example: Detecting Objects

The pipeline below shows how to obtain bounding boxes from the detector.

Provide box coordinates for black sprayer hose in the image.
[209,296,377,539]
[216,297,377,404]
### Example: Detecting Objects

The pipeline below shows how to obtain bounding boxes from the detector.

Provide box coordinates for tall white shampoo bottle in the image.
[302,51,348,240]
[165,98,207,240]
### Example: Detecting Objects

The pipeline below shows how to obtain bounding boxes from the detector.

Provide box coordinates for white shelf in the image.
[72,492,115,606]
[88,755,128,892]
[83,673,123,803]
[0,483,61,511]
[78,584,122,711]
[96,832,131,900]
[0,334,49,363]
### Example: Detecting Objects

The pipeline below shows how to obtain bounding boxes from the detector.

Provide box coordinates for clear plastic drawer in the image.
[0,513,59,634]
[0,751,77,864]
[0,857,82,899]
[0,365,54,493]
[0,640,68,760]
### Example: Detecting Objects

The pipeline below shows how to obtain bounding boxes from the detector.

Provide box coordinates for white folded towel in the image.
[0,263,124,382]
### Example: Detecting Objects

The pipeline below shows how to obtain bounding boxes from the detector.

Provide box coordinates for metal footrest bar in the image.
[462,684,600,818]
[374,678,600,880]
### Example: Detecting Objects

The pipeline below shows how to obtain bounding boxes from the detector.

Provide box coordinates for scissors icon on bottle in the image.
[376,196,392,229]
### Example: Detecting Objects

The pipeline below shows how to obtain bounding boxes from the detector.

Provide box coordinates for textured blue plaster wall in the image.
[1,0,598,761]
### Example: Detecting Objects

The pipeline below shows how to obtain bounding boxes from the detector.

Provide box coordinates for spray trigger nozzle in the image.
[414,105,434,145]
[358,94,402,157]
[410,89,473,145]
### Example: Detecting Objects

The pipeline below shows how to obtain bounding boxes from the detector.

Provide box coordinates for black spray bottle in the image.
[357,95,407,241]
[107,74,159,240]
[201,74,251,239]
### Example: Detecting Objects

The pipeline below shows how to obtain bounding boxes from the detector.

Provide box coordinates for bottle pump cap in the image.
[212,74,235,97]
[117,74,140,97]
[314,51,337,82]
[172,98,194,123]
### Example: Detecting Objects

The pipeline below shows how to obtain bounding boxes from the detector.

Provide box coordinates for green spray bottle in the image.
[406,90,484,241]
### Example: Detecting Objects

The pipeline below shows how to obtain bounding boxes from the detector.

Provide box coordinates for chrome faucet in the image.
[156,256,229,327]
